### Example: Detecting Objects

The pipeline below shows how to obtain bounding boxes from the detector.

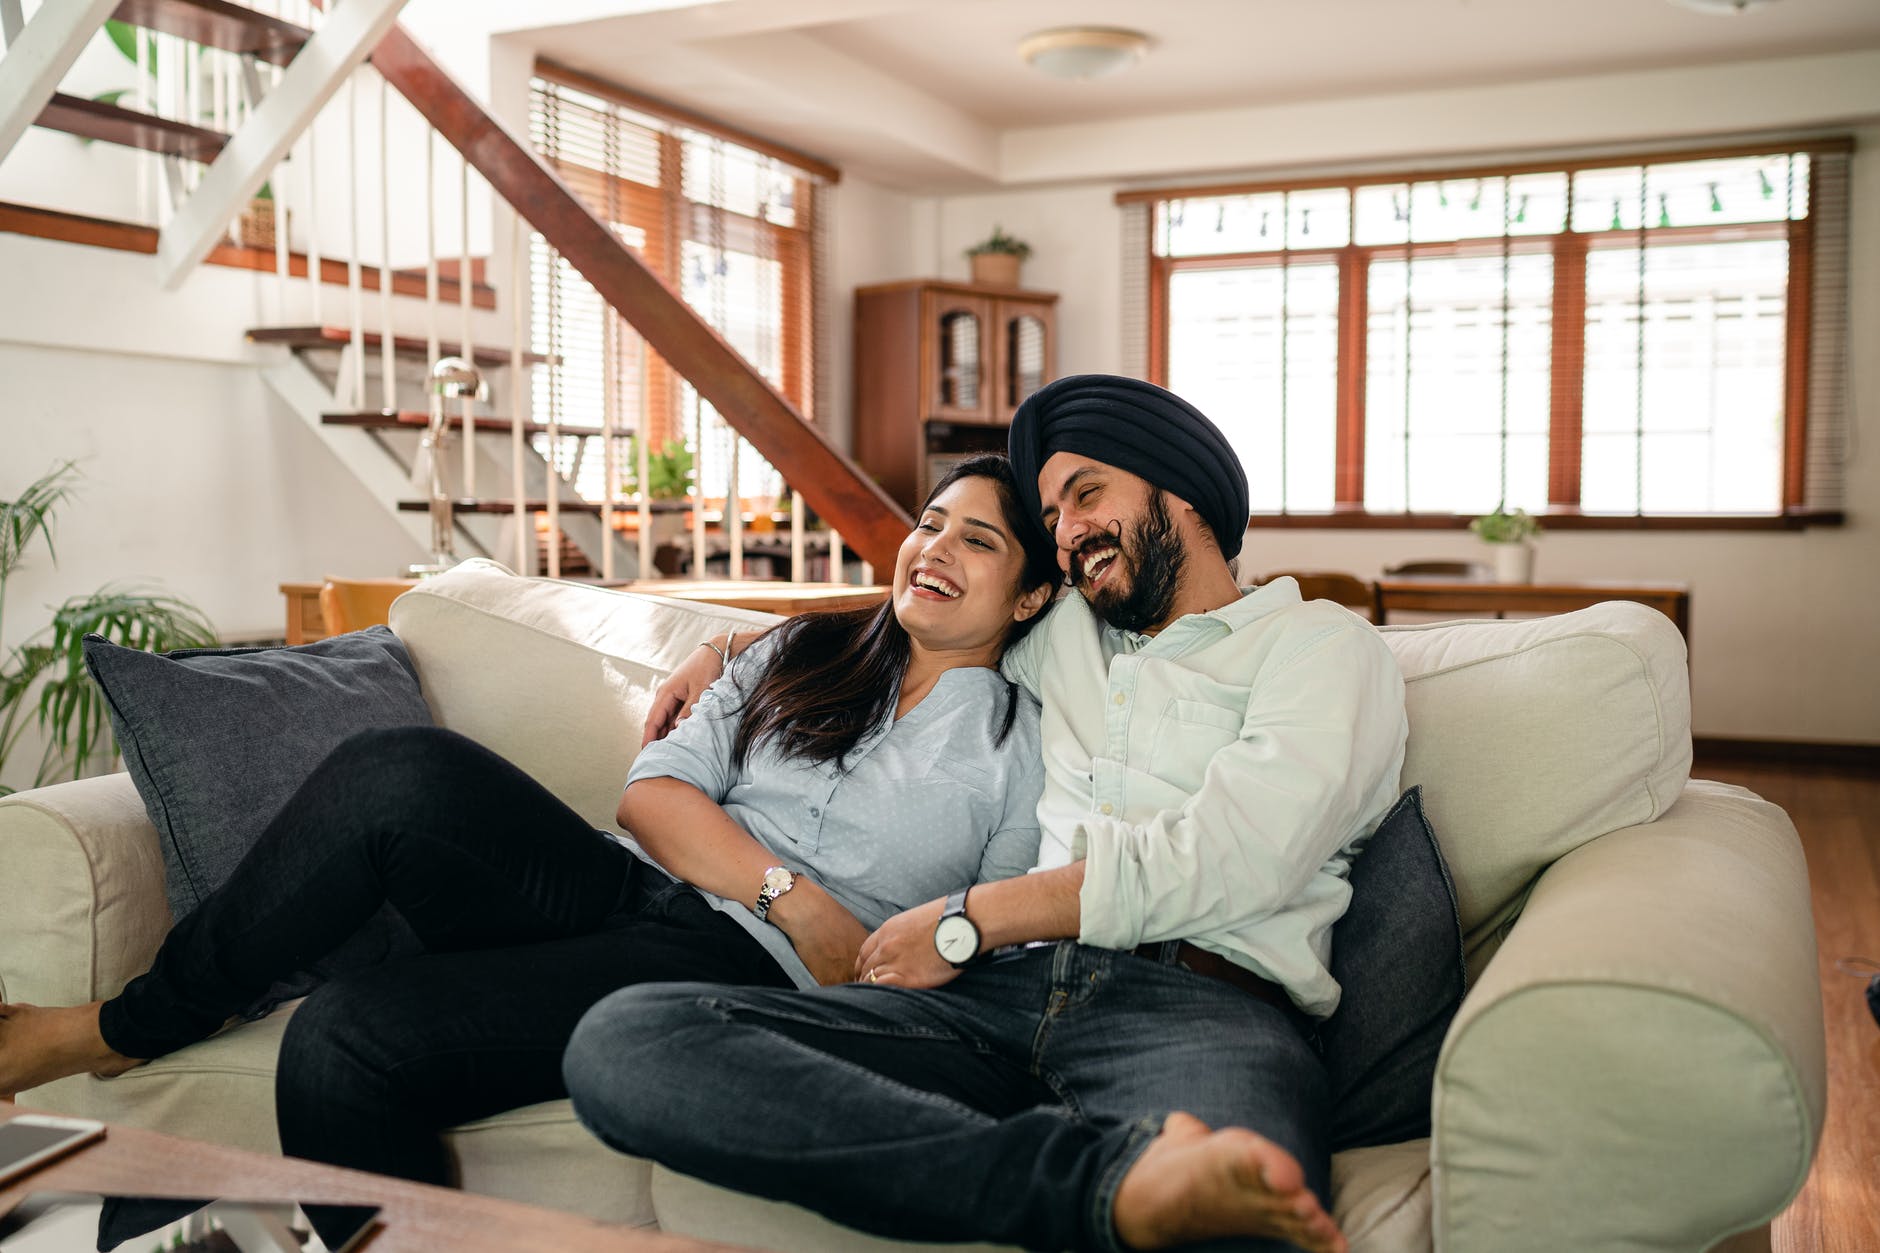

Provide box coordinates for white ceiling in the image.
[511,0,1880,189]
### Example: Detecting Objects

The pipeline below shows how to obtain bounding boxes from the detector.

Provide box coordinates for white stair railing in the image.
[16,0,862,588]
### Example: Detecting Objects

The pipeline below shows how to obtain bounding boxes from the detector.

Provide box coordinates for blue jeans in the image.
[565,942,1328,1253]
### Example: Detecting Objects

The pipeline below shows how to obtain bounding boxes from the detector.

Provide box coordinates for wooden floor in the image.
[1694,756,1880,1253]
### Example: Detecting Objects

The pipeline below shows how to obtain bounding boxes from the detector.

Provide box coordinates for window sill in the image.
[1245,508,1845,531]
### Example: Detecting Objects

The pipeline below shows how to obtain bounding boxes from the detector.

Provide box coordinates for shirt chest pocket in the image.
[1147,699,1244,789]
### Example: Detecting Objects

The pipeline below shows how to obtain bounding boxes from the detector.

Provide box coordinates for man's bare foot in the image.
[1112,1111,1345,1253]
[0,1002,141,1099]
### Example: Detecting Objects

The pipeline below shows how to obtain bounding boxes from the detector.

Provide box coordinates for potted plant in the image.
[623,437,694,503]
[1468,504,1542,583]
[1,462,217,794]
[966,226,1031,287]
[622,437,696,559]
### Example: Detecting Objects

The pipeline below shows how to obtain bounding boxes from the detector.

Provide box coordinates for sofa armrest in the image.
[0,774,170,1007]
[1431,780,1825,1253]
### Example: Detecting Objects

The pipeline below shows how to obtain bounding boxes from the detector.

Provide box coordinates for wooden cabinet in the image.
[854,280,1058,513]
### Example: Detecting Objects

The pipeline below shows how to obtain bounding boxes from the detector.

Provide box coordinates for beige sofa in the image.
[0,559,1824,1252]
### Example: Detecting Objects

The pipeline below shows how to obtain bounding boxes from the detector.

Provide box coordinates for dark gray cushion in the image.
[1320,785,1466,1151]
[83,626,432,1010]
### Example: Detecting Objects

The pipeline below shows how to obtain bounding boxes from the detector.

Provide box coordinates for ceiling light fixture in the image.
[1018,27,1151,81]
[1668,0,1777,14]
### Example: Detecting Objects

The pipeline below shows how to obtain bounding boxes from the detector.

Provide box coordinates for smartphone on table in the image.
[0,1115,106,1187]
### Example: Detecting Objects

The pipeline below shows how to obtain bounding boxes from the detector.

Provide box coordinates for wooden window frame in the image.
[1136,138,1851,530]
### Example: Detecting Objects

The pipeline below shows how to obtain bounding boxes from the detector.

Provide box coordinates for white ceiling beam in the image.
[1000,48,1880,187]
[155,0,411,290]
[674,29,1001,183]
[0,0,118,168]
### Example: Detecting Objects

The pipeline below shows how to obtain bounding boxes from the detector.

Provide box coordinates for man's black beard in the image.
[1074,490,1186,634]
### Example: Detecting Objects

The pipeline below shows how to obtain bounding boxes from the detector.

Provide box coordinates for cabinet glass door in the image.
[929,294,992,421]
[1006,313,1048,410]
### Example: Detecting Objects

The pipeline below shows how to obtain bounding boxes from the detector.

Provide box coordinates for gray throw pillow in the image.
[1320,785,1466,1152]
[83,626,432,1010]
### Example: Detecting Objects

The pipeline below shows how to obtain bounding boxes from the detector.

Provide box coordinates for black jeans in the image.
[97,726,790,1186]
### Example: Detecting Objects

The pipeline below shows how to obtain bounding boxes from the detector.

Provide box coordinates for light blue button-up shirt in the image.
[621,633,1046,988]
[1001,579,1407,1018]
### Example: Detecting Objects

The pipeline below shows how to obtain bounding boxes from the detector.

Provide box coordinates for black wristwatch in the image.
[933,888,981,967]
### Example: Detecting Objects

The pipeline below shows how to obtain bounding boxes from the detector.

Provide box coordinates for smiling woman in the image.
[727,454,1060,769]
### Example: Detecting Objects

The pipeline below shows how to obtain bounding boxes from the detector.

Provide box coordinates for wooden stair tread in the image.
[112,0,309,66]
[246,326,555,368]
[323,410,605,437]
[38,93,227,162]
[397,499,607,515]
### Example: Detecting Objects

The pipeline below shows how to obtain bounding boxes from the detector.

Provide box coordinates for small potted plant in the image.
[966,226,1031,287]
[623,437,696,556]
[1469,504,1542,583]
[623,437,694,503]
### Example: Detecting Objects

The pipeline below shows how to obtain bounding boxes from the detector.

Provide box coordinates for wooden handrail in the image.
[369,25,911,572]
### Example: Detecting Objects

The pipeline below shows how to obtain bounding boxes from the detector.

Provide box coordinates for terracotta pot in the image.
[970,252,1022,287]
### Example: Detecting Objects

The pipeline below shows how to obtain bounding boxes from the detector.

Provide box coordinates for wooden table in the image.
[1374,577,1691,639]
[0,1103,728,1253]
[283,579,889,645]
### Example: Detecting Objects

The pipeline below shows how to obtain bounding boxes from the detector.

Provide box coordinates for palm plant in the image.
[0,462,217,796]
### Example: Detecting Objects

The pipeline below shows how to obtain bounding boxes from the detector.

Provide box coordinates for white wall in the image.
[856,129,1880,745]
[0,234,433,793]
[822,173,924,452]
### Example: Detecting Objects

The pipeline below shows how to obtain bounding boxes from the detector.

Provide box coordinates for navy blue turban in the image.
[1007,375,1249,559]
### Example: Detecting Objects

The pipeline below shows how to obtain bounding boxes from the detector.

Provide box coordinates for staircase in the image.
[0,0,909,581]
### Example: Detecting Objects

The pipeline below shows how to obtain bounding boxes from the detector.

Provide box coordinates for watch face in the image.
[762,867,794,896]
[934,915,978,964]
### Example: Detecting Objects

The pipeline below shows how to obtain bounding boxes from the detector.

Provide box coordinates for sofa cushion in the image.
[653,1142,1437,1253]
[1378,602,1690,964]
[83,627,432,1010]
[388,560,783,828]
[83,627,432,918]
[1322,786,1463,1152]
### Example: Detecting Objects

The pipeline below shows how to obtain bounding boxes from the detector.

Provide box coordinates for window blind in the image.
[527,72,828,516]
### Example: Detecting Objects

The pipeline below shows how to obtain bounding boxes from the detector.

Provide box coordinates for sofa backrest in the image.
[390,560,782,832]
[394,562,1692,969]
[1380,602,1692,963]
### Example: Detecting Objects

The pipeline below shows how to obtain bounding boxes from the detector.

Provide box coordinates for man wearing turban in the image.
[583,376,1407,1253]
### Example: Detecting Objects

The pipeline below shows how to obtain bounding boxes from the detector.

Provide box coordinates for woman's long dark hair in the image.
[728,454,1060,771]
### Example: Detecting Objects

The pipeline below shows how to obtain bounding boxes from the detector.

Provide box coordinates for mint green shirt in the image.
[1001,578,1407,1018]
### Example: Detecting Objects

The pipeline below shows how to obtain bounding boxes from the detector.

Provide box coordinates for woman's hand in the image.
[769,881,872,986]
[854,898,961,991]
[642,644,726,746]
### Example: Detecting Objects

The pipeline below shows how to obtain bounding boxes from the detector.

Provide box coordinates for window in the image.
[528,66,829,511]
[1133,141,1851,524]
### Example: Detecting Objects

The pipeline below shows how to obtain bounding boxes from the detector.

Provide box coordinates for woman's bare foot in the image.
[1112,1111,1345,1253]
[0,1002,141,1099]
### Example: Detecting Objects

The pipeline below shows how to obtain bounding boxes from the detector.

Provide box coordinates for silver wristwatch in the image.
[753,865,798,923]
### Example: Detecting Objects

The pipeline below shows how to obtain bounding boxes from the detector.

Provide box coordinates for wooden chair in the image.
[1258,570,1379,622]
[1385,559,1491,580]
[318,577,419,636]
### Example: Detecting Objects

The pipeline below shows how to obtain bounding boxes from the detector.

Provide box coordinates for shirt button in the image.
[809,806,821,817]
[1112,692,1126,706]
[1100,802,1114,815]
